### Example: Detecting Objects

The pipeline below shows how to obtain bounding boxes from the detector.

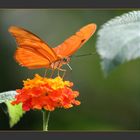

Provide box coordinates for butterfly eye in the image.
[63,58,68,62]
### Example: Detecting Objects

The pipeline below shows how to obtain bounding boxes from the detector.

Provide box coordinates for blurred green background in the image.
[0,9,140,131]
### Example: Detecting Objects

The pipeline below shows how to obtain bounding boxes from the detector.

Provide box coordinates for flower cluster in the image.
[12,74,80,111]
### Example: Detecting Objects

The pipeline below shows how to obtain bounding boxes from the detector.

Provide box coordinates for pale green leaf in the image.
[96,11,140,75]
[5,101,25,128]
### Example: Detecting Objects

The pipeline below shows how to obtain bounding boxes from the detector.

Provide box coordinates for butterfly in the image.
[8,23,97,71]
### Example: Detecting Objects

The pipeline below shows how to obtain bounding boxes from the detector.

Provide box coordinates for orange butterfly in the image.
[8,23,96,71]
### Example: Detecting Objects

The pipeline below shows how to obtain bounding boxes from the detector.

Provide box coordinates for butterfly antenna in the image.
[67,63,72,71]
[73,52,97,57]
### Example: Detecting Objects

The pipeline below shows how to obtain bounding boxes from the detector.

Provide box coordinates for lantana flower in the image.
[12,74,80,112]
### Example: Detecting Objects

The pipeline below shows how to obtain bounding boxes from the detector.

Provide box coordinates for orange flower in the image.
[12,74,80,111]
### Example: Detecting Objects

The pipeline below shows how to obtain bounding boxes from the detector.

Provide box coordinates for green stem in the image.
[43,110,50,131]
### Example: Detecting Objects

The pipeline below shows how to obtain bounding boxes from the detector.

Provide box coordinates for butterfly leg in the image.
[56,60,63,77]
[43,69,48,77]
[57,68,66,78]
[50,69,55,78]
[57,69,60,77]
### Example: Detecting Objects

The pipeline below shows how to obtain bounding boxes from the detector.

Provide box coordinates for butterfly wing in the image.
[8,26,59,69]
[15,47,52,69]
[53,23,97,57]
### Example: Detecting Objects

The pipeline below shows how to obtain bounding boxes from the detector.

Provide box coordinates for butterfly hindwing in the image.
[15,47,51,69]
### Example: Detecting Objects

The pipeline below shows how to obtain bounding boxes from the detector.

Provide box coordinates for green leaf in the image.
[0,90,17,103]
[5,101,25,128]
[96,11,140,76]
[0,91,25,127]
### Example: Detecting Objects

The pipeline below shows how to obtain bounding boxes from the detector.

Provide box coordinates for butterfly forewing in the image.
[9,26,59,69]
[53,23,97,57]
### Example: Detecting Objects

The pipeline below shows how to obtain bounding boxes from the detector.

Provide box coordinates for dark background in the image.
[0,9,140,130]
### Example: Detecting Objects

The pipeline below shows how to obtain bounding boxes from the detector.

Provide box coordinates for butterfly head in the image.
[50,57,70,69]
[62,57,70,64]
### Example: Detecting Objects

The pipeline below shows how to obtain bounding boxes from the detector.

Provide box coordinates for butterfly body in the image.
[8,23,96,70]
[50,57,70,69]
